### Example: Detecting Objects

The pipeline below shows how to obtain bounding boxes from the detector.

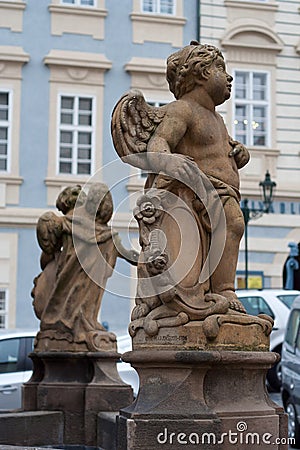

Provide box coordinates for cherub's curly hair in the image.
[56,184,86,215]
[85,183,113,224]
[166,41,224,99]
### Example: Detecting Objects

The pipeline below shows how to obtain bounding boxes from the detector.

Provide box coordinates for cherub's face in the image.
[201,56,233,106]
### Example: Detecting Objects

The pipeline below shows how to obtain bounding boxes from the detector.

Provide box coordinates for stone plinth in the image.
[22,351,134,447]
[118,349,287,450]
[132,318,271,352]
[0,411,63,447]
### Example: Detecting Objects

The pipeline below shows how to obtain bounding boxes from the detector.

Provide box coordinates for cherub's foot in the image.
[217,290,246,314]
[228,300,247,314]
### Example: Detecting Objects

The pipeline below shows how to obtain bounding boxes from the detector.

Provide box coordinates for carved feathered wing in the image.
[111,89,167,169]
[37,212,63,255]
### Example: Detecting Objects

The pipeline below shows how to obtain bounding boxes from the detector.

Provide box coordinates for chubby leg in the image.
[209,197,245,311]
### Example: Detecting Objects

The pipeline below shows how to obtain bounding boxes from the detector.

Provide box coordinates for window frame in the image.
[0,89,12,174]
[232,69,270,147]
[61,0,96,7]
[0,288,8,329]
[141,0,176,15]
[239,295,274,319]
[56,93,96,176]
[285,309,300,352]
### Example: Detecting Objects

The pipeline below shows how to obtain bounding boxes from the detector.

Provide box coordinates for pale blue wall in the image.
[0,0,198,332]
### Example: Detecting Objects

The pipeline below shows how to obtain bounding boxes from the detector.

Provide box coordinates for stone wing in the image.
[111,89,166,169]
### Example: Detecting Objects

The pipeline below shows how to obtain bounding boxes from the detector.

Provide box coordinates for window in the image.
[277,294,299,310]
[58,95,95,175]
[233,71,269,147]
[239,296,274,318]
[0,91,10,173]
[285,310,300,348]
[0,47,29,205]
[61,0,95,6]
[142,0,175,15]
[0,289,8,329]
[0,336,34,374]
[44,49,110,206]
[0,338,19,373]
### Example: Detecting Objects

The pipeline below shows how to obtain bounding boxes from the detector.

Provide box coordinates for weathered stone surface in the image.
[111,40,287,450]
[98,412,118,450]
[118,350,287,450]
[12,184,137,449]
[32,183,138,353]
[133,319,271,351]
[0,447,62,450]
[0,411,63,447]
[22,352,133,447]
[111,41,273,345]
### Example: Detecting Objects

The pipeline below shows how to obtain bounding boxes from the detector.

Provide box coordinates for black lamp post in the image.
[241,170,276,289]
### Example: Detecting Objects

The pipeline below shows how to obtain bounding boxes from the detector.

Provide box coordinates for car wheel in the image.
[267,360,282,392]
[287,400,300,448]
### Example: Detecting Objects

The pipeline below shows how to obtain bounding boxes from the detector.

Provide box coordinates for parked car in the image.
[0,329,35,411]
[237,289,300,391]
[0,329,138,411]
[116,334,139,396]
[281,295,300,448]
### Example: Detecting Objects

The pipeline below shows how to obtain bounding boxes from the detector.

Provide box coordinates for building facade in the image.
[0,0,299,333]
[199,0,300,289]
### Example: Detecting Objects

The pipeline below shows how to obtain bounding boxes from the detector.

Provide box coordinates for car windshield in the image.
[277,294,299,309]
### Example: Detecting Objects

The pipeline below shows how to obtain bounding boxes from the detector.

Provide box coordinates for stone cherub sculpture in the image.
[111,41,273,348]
[32,183,138,352]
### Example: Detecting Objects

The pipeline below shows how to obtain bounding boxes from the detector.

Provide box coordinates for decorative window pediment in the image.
[125,57,172,98]
[131,0,185,47]
[221,21,283,67]
[49,0,107,40]
[221,22,283,53]
[0,1,25,32]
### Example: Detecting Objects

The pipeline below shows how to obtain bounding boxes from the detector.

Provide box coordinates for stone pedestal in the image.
[118,349,287,450]
[22,351,134,447]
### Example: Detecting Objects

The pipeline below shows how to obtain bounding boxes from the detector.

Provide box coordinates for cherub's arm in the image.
[147,102,197,180]
[114,235,139,266]
[229,137,250,169]
[147,103,187,155]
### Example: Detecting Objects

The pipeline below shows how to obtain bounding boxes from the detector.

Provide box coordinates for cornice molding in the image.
[44,49,112,71]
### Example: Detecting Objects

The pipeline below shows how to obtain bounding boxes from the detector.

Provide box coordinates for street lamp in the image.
[241,170,276,289]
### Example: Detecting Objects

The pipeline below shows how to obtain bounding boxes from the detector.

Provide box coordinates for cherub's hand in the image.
[114,235,139,265]
[229,141,250,169]
[169,155,198,181]
[149,152,198,180]
[127,249,139,264]
[120,248,139,266]
[147,152,208,200]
